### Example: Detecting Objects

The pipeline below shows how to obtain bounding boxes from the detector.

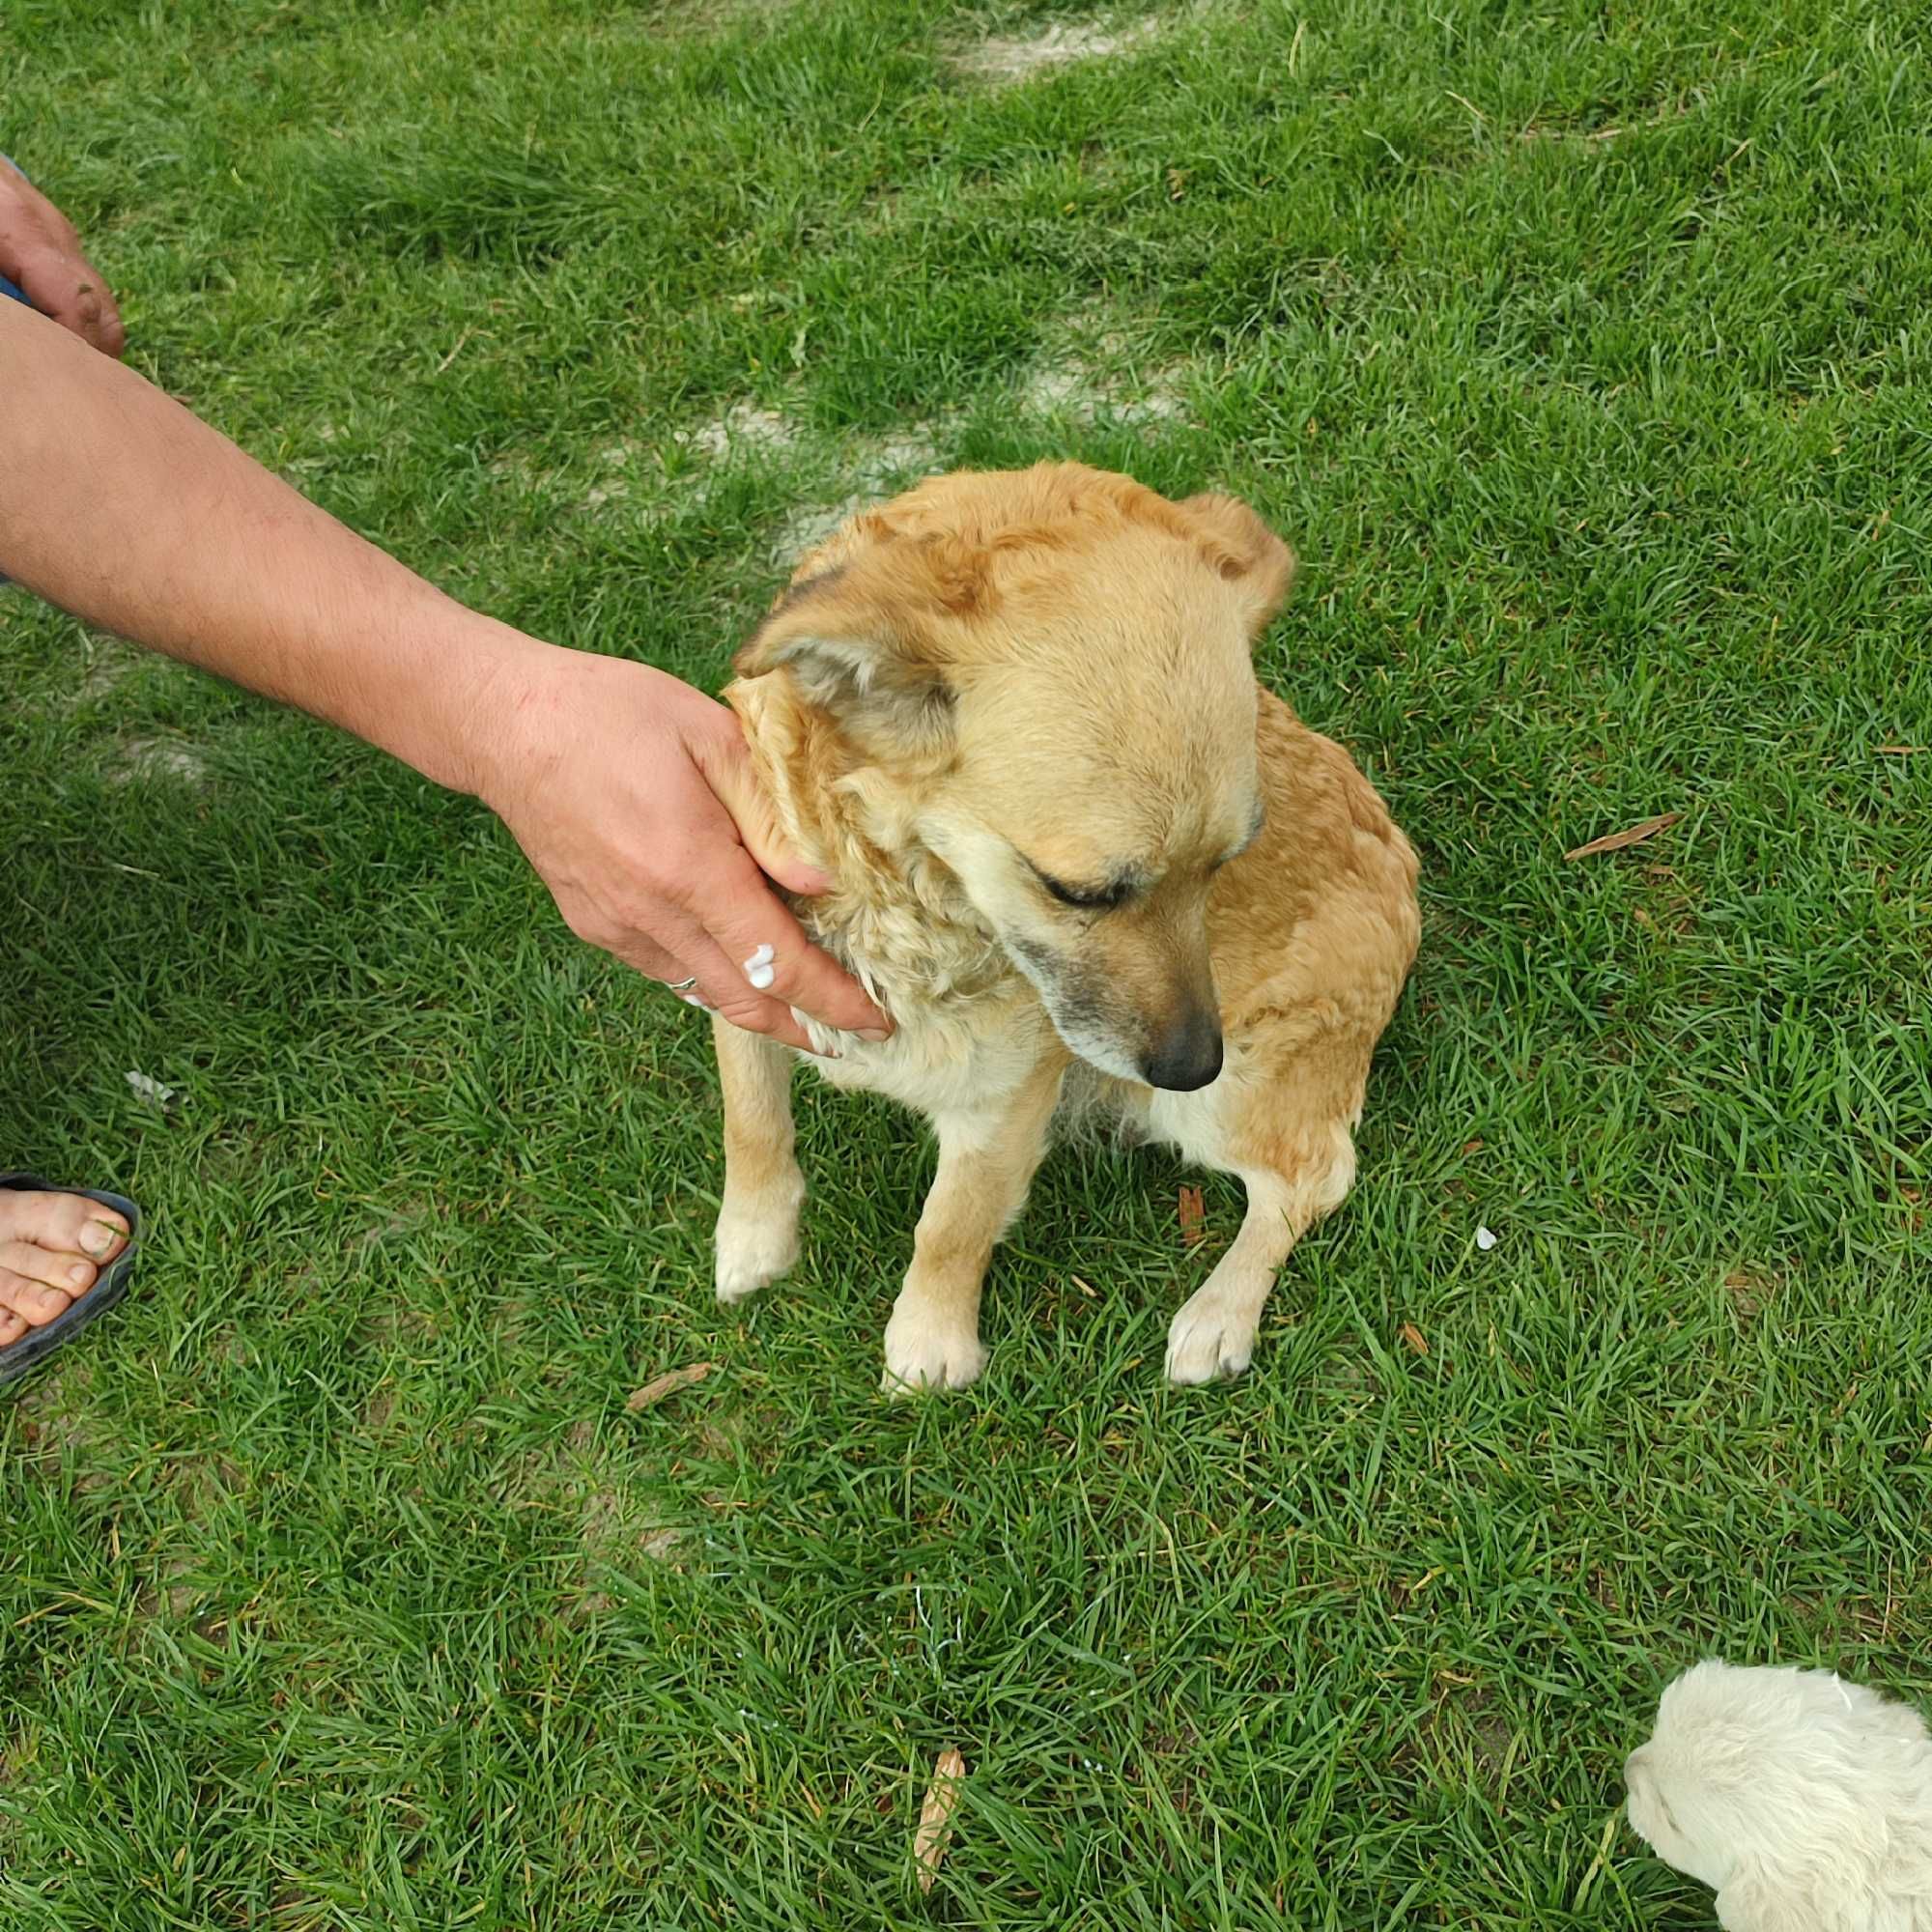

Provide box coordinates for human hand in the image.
[0,164,125,356]
[471,647,890,1054]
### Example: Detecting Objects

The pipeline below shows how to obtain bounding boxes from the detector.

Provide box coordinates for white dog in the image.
[1625,1660,1932,1930]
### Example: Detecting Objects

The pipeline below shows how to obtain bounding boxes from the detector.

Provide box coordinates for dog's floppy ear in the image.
[1179,493,1297,641]
[734,530,986,753]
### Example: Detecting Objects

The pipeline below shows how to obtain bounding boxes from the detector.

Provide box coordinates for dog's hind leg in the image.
[712,1018,805,1305]
[882,1056,1065,1396]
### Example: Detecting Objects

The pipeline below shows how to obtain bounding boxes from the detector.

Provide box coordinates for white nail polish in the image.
[743,942,777,991]
[682,992,710,1009]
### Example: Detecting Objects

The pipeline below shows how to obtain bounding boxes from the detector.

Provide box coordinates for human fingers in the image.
[689,845,889,1044]
[0,188,125,356]
[694,717,834,897]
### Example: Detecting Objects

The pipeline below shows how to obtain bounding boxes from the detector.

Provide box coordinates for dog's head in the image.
[733,465,1295,1089]
[1624,1670,1747,1893]
[1625,1660,1926,1927]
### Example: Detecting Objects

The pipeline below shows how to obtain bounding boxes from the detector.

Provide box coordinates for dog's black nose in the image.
[1140,1011,1223,1092]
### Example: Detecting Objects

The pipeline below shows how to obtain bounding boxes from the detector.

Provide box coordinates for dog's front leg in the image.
[712,1016,805,1304]
[882,1058,1065,1396]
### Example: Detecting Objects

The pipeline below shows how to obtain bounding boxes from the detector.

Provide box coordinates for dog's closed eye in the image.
[1037,868,1135,911]
[1027,803,1263,909]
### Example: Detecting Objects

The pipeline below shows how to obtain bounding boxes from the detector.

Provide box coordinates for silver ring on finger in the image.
[666,976,698,993]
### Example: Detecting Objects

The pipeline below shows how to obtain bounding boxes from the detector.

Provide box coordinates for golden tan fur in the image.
[711,462,1419,1390]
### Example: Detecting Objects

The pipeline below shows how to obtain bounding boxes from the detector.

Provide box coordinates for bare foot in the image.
[0,1190,131,1350]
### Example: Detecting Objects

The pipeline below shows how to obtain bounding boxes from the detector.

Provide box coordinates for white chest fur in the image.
[799,978,1057,1121]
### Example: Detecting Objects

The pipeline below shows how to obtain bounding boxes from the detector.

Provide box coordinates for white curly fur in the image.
[1626,1660,1932,1931]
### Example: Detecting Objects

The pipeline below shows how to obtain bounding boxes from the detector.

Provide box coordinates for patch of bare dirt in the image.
[107,734,211,786]
[952,15,1162,84]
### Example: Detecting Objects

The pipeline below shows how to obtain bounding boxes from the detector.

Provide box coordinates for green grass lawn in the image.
[4,0,1929,1924]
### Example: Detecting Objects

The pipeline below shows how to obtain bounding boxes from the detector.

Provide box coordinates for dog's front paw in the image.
[713,1197,801,1305]
[1164,1289,1258,1386]
[881,1301,988,1397]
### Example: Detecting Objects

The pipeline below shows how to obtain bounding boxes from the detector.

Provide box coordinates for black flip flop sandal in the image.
[0,1173,142,1389]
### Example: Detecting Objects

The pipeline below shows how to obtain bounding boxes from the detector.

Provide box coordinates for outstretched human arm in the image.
[0,299,886,1050]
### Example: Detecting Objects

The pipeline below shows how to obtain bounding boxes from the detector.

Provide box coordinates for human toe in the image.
[0,1189,128,1265]
[0,1237,97,1298]
[0,1264,72,1328]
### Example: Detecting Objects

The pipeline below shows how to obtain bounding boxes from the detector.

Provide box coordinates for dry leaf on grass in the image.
[1564,811,1682,861]
[1876,745,1921,755]
[914,1748,967,1892]
[627,1362,715,1411]
[1399,1322,1430,1356]
[1178,1185,1206,1246]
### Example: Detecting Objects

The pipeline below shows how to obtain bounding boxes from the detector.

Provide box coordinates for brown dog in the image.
[710,463,1418,1391]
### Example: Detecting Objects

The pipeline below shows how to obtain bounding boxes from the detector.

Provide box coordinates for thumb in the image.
[696,723,833,897]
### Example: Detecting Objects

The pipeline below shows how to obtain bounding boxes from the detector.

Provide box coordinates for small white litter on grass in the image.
[1475,1224,1498,1251]
[126,1070,177,1105]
